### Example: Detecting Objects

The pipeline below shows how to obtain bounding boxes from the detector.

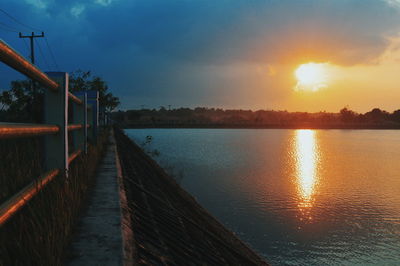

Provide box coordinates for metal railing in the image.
[0,39,100,227]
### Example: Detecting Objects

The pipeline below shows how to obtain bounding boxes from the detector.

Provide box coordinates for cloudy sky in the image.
[1,0,400,112]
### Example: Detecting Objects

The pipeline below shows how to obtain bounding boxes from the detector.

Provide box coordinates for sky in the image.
[1,0,400,112]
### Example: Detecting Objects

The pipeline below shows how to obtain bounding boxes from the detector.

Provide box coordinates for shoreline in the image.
[114,128,269,265]
[121,124,400,130]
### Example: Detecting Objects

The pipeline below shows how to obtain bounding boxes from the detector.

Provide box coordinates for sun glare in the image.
[295,130,319,206]
[295,62,329,92]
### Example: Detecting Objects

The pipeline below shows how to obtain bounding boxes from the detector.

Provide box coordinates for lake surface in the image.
[125,129,400,265]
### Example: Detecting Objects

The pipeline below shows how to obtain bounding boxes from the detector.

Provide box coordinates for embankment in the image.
[115,128,268,265]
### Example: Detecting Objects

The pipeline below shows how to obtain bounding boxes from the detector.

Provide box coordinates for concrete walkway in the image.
[67,132,123,265]
[67,128,267,265]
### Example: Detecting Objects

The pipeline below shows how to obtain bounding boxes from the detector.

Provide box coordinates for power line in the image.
[0,25,17,33]
[35,38,51,71]
[44,36,60,71]
[22,38,31,56]
[0,8,42,32]
[0,21,19,32]
[18,31,45,123]
[0,8,60,71]
[19,32,44,65]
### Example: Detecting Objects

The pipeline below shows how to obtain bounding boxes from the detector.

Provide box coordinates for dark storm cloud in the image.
[1,0,400,109]
[81,0,400,65]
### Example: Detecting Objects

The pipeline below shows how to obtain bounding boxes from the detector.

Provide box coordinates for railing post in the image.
[87,90,99,144]
[43,72,68,177]
[87,104,94,143]
[83,93,88,154]
[72,93,86,154]
[73,92,89,153]
[100,106,106,127]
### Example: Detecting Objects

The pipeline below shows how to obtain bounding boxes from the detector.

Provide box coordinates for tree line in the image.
[113,107,400,129]
[0,70,119,123]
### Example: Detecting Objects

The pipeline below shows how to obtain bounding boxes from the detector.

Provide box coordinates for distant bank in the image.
[113,107,400,130]
[122,123,400,130]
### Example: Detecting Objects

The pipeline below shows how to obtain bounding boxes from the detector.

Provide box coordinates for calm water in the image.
[125,129,400,265]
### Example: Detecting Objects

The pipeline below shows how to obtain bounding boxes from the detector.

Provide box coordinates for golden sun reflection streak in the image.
[295,130,319,206]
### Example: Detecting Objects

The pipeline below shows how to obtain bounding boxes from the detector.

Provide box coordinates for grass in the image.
[0,137,42,204]
[0,129,109,265]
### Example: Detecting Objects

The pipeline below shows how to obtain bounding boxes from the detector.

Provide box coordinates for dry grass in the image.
[0,130,109,266]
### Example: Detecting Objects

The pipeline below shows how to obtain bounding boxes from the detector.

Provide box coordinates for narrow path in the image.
[67,132,123,265]
[66,128,268,265]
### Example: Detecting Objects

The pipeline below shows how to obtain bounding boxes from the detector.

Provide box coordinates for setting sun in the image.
[295,63,329,92]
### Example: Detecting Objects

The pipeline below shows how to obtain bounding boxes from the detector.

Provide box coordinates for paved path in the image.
[67,132,123,266]
[67,129,268,265]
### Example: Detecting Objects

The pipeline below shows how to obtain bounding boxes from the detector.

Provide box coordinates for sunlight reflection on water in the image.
[295,130,320,213]
[126,129,400,265]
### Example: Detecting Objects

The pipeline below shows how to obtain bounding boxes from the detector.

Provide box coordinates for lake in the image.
[125,129,400,265]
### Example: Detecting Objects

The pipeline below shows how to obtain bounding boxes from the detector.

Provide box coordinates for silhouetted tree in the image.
[70,70,120,112]
[116,106,400,128]
[0,80,42,122]
[340,107,357,123]
[0,70,119,122]
[389,109,400,122]
[364,108,388,123]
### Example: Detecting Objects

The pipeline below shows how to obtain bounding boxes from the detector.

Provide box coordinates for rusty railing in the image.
[0,39,100,227]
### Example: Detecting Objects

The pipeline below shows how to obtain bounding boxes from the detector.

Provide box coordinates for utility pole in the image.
[19,31,44,64]
[19,32,44,122]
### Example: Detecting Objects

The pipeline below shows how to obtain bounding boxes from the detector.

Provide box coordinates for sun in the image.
[295,62,329,92]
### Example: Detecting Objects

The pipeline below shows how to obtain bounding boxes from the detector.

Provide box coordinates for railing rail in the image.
[0,39,102,227]
[0,169,60,226]
[68,124,84,131]
[0,123,59,138]
[68,149,82,165]
[68,92,83,105]
[0,39,58,91]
